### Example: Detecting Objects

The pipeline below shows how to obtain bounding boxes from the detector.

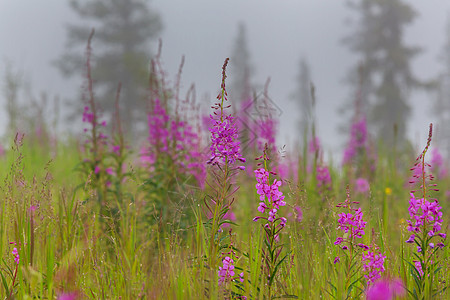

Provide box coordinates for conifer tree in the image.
[344,0,425,147]
[229,22,253,104]
[56,0,162,133]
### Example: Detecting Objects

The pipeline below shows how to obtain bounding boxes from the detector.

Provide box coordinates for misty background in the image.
[0,0,449,161]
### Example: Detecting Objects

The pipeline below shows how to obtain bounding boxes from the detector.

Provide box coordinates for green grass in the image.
[0,136,449,299]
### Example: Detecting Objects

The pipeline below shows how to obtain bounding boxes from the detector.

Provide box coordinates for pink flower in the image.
[366,278,405,300]
[343,116,368,165]
[413,260,424,277]
[218,257,235,285]
[105,167,115,176]
[362,251,386,285]
[58,292,79,300]
[406,193,443,239]
[294,205,303,222]
[12,247,19,265]
[208,114,245,168]
[355,178,370,194]
[316,165,332,191]
[308,137,321,154]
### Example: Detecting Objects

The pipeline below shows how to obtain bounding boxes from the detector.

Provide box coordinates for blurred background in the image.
[1,0,450,161]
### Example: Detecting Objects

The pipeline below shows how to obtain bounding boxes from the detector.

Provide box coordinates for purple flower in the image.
[258,202,268,213]
[431,148,448,179]
[145,99,207,187]
[82,106,94,124]
[12,247,19,265]
[256,117,277,154]
[406,193,443,236]
[333,256,340,264]
[308,136,321,154]
[316,165,332,191]
[405,234,415,243]
[208,114,245,168]
[342,116,369,165]
[253,150,287,241]
[357,243,369,250]
[218,257,235,285]
[413,260,424,277]
[366,278,405,300]
[366,280,391,300]
[111,145,121,155]
[334,237,344,245]
[355,178,370,194]
[337,208,367,239]
[362,251,386,285]
[293,205,303,222]
[254,168,286,211]
[58,293,79,300]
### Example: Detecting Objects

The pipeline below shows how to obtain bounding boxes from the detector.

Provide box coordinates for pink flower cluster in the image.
[343,116,368,165]
[256,118,277,154]
[413,260,424,277]
[82,105,95,125]
[254,168,286,223]
[144,99,206,187]
[355,177,370,194]
[12,247,19,265]
[431,148,448,179]
[82,106,108,142]
[362,251,386,285]
[366,278,405,300]
[208,113,245,169]
[308,136,321,154]
[147,99,170,151]
[406,193,443,237]
[336,207,367,240]
[218,256,244,285]
[316,165,332,191]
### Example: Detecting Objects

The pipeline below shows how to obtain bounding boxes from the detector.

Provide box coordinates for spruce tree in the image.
[293,58,313,141]
[344,0,424,147]
[229,22,253,104]
[56,0,162,133]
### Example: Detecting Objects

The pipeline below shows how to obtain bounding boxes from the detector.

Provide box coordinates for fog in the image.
[1,0,449,158]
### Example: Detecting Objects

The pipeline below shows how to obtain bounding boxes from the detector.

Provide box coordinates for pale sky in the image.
[0,0,449,160]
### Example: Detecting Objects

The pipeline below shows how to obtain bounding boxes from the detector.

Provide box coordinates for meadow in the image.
[1,52,449,299]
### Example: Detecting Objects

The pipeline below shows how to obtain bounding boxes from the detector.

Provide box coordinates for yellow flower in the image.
[385,187,392,196]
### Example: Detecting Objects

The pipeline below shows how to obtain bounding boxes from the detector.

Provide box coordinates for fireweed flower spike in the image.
[144,98,207,187]
[405,124,446,297]
[342,116,368,165]
[205,59,246,277]
[362,250,386,285]
[331,186,385,296]
[207,59,245,169]
[334,187,367,248]
[218,256,244,286]
[12,247,19,265]
[253,144,288,298]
